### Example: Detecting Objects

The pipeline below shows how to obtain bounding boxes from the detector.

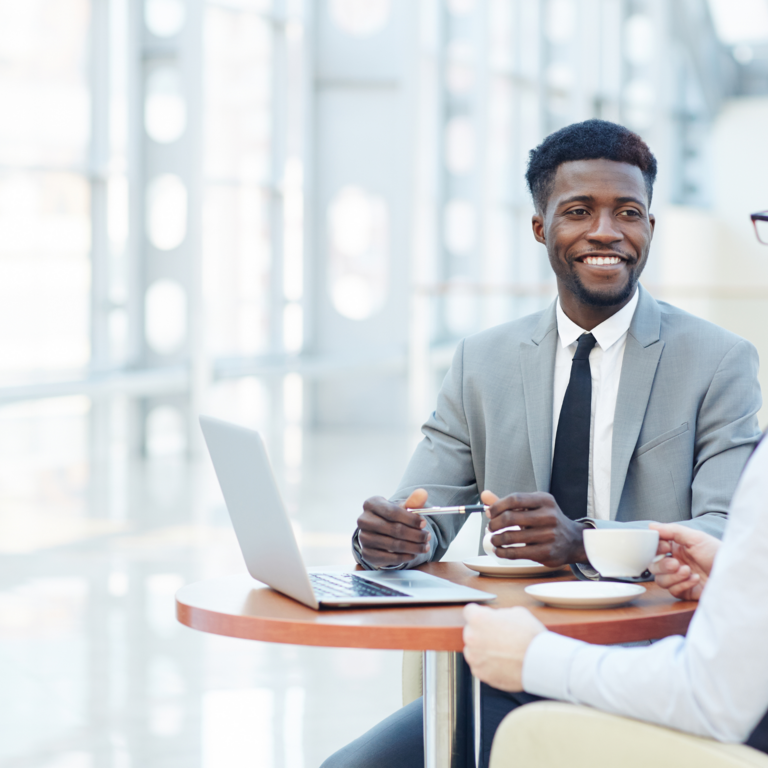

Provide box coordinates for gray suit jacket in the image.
[356,286,762,567]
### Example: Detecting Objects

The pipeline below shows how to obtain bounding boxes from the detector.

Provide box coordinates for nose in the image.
[588,209,624,245]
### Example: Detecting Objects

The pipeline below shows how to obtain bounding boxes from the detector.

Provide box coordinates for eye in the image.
[619,209,642,218]
[567,207,590,216]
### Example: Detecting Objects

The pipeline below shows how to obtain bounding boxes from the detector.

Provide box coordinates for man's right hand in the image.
[649,523,720,601]
[356,489,432,568]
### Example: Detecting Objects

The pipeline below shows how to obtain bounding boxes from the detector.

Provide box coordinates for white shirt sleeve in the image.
[522,437,768,743]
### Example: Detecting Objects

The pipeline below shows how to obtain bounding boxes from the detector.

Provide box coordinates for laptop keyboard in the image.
[309,572,409,600]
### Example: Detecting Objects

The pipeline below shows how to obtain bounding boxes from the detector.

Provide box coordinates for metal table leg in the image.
[423,650,474,768]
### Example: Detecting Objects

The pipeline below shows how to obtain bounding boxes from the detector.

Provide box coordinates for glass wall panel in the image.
[203,3,275,359]
[203,184,271,357]
[204,6,272,183]
[0,172,91,379]
[0,0,90,168]
[0,1,91,381]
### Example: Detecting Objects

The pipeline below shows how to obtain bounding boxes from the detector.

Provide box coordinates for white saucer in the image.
[462,556,565,578]
[525,582,646,609]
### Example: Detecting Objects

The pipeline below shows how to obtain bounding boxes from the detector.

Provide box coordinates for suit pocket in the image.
[635,422,689,458]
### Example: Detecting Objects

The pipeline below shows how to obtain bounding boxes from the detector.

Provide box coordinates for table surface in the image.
[175,562,697,651]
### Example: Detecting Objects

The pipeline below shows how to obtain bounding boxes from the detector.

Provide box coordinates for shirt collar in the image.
[556,289,640,351]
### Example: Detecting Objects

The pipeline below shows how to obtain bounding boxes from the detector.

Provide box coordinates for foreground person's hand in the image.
[649,523,720,601]
[357,489,432,568]
[481,490,589,566]
[463,604,546,692]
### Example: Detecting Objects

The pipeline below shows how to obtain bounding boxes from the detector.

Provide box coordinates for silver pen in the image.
[407,504,490,515]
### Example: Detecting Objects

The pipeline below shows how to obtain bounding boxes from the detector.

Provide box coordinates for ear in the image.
[532,213,546,245]
[648,213,656,238]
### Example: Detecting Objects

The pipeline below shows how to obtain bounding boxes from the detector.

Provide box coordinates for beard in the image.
[558,257,644,307]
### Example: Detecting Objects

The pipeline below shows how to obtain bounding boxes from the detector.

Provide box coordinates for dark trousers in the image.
[320,678,542,768]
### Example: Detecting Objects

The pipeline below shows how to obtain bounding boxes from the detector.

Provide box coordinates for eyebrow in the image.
[615,196,647,209]
[558,194,647,209]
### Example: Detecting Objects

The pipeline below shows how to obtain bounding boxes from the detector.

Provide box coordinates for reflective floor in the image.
[0,396,481,768]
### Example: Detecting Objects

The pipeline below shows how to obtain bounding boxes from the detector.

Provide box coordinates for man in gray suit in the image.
[324,120,761,768]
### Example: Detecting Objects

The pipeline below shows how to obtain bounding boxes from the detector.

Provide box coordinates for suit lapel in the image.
[610,286,665,518]
[520,303,558,492]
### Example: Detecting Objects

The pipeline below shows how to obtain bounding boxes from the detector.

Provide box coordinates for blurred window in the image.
[445,117,475,175]
[283,303,303,353]
[487,77,513,201]
[203,3,274,358]
[204,7,272,182]
[0,1,90,168]
[145,0,186,37]
[145,279,187,354]
[329,0,391,37]
[447,0,476,16]
[0,171,91,377]
[328,186,390,321]
[145,65,187,144]
[146,174,188,251]
[0,2,91,381]
[708,0,768,45]
[203,184,272,356]
[444,199,476,257]
[625,15,654,66]
[283,158,304,303]
[207,377,270,430]
[624,79,655,131]
[145,406,186,455]
[445,42,474,94]
[547,62,574,91]
[489,0,515,69]
[545,0,575,44]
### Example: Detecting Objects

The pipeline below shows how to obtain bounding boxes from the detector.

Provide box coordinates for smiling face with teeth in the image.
[532,158,656,330]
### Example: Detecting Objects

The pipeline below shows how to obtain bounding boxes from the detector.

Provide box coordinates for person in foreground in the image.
[462,213,768,762]
[323,120,762,768]
[463,433,768,759]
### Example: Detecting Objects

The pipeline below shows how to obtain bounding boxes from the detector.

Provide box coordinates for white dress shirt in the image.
[554,290,639,520]
[523,436,768,743]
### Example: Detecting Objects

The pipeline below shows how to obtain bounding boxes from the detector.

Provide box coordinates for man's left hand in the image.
[463,604,546,692]
[481,490,589,566]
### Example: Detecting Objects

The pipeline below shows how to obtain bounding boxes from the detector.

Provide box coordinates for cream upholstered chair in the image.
[488,701,768,768]
[401,659,768,767]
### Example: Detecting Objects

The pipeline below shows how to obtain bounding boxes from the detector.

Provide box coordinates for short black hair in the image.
[525,119,658,212]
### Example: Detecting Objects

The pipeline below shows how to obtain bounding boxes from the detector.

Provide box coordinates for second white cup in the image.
[583,528,659,578]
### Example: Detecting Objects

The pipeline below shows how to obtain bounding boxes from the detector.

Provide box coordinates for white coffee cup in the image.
[483,525,524,558]
[583,529,660,578]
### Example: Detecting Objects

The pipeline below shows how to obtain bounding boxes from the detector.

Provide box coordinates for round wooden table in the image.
[176,562,697,768]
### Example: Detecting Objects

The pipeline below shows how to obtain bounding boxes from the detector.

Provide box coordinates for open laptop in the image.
[199,415,495,609]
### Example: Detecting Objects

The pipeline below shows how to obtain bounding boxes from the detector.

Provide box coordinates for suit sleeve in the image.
[588,338,762,537]
[352,340,480,569]
[684,338,762,536]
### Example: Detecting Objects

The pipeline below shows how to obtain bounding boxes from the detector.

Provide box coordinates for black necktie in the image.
[550,332,597,520]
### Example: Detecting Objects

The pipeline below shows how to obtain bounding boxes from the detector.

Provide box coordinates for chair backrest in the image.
[402,651,423,706]
[490,702,768,768]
